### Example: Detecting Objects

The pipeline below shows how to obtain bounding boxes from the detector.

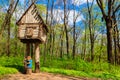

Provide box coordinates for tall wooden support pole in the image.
[35,42,40,73]
[25,43,32,74]
[26,43,30,56]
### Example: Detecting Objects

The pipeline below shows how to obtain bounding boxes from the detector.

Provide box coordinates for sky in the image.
[0,0,108,36]
[0,0,96,26]
[35,0,96,25]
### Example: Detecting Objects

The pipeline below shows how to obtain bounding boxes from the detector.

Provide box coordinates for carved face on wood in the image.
[26,27,33,38]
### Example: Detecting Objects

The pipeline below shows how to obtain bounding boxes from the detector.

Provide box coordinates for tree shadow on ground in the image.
[4,65,25,74]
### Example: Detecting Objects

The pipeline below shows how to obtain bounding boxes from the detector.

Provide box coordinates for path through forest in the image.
[1,72,100,80]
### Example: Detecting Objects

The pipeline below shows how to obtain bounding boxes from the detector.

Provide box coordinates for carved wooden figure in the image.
[16,3,48,74]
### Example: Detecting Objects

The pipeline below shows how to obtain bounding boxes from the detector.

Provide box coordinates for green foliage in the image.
[0,66,18,76]
[0,56,23,66]
[41,67,119,79]
[0,55,120,79]
[0,56,22,78]
[0,56,23,76]
[41,67,92,77]
[0,13,5,26]
[41,56,120,79]
[41,56,92,72]
[36,4,46,19]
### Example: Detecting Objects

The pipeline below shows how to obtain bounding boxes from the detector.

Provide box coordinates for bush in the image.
[0,66,18,76]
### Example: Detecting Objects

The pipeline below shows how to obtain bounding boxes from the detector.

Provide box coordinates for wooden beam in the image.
[25,43,32,74]
[26,43,30,56]
[17,23,42,25]
[35,42,40,73]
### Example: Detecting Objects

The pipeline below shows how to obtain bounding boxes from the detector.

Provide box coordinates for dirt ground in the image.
[1,72,100,80]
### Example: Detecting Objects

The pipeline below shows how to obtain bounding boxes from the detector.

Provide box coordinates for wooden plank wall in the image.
[18,25,39,39]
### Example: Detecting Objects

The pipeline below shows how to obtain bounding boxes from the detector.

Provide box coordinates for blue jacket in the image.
[27,59,32,68]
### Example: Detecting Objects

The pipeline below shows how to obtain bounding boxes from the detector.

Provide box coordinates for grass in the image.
[0,56,22,78]
[40,57,120,79]
[0,66,18,76]
[0,55,120,79]
[40,67,119,79]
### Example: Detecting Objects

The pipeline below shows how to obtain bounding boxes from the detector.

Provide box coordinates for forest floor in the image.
[1,72,100,80]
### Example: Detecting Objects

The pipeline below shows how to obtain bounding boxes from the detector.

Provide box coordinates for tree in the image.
[72,2,81,59]
[87,0,95,61]
[112,2,120,64]
[0,0,19,56]
[43,0,49,64]
[63,0,70,58]
[96,0,120,63]
[49,0,54,56]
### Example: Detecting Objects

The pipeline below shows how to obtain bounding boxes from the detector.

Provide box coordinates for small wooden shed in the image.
[16,3,48,43]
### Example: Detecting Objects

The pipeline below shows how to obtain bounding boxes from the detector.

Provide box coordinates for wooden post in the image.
[25,43,32,74]
[26,43,30,56]
[35,42,40,73]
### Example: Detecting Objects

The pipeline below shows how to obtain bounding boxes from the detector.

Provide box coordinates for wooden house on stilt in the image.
[16,3,48,74]
[16,3,48,43]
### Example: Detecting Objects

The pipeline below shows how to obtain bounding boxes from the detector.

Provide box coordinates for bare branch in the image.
[112,0,115,5]
[108,0,112,17]
[90,0,95,11]
[113,4,120,15]
[0,0,19,37]
[96,0,106,18]
[11,0,19,14]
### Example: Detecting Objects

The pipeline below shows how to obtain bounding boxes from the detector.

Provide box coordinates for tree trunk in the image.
[72,22,76,59]
[43,0,49,62]
[60,33,63,58]
[96,0,120,64]
[113,27,117,64]
[65,27,69,58]
[113,13,120,64]
[49,0,54,56]
[14,12,18,56]
[35,42,40,73]
[7,19,10,56]
[0,0,19,56]
[52,30,55,55]
[14,21,18,56]
[91,39,94,61]
[46,0,49,24]
[116,28,120,64]
[43,42,47,65]
[87,0,95,61]
[113,14,117,64]
[14,38,17,56]
[99,32,104,62]
[83,25,87,60]
[105,18,113,63]
[63,0,69,58]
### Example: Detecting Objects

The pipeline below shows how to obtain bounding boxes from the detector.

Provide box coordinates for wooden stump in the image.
[26,68,32,74]
[35,42,40,73]
[24,62,27,74]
